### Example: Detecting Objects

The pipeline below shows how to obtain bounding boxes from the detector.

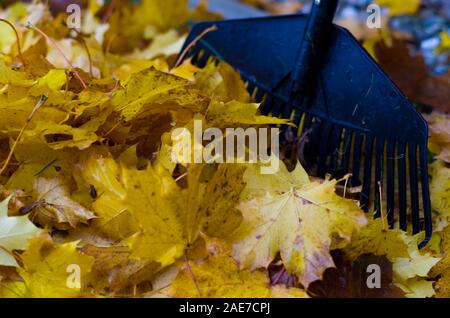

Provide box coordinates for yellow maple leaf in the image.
[206,100,291,127]
[436,32,450,54]
[428,115,450,163]
[110,58,163,82]
[171,163,247,243]
[79,152,186,267]
[45,38,102,78]
[270,285,310,298]
[165,252,308,298]
[200,164,246,238]
[394,250,440,280]
[0,59,35,86]
[18,236,94,297]
[376,0,421,16]
[179,164,207,244]
[78,152,137,239]
[434,273,450,298]
[345,218,439,298]
[79,244,161,293]
[194,61,251,103]
[168,254,270,298]
[6,139,80,194]
[33,69,67,91]
[0,195,41,267]
[242,159,310,196]
[32,176,96,230]
[231,159,367,287]
[132,0,191,32]
[344,218,411,261]
[429,226,450,298]
[430,160,450,230]
[112,67,208,122]
[0,96,64,137]
[362,29,393,61]
[393,238,440,298]
[22,107,111,150]
[128,30,186,61]
[171,62,202,82]
[395,277,436,298]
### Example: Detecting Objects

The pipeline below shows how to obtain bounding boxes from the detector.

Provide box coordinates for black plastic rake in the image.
[180,0,432,246]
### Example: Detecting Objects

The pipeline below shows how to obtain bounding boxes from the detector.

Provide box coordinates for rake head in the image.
[180,12,432,246]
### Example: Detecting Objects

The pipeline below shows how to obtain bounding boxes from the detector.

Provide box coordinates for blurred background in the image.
[0,0,448,112]
[219,0,450,112]
[225,0,450,75]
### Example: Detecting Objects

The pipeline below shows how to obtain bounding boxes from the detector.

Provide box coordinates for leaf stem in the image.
[175,172,188,182]
[30,24,87,89]
[78,34,94,77]
[102,0,117,24]
[271,268,286,285]
[0,95,48,176]
[184,252,202,297]
[103,121,120,138]
[0,18,25,67]
[33,158,58,176]
[0,245,16,260]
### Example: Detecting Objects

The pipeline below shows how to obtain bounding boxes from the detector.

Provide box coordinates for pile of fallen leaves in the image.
[0,0,449,298]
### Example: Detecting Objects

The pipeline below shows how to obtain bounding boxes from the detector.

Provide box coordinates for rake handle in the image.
[291,0,339,94]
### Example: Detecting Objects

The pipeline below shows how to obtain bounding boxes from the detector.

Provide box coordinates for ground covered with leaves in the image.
[0,0,449,298]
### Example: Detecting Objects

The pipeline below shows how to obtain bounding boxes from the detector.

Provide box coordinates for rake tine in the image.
[317,122,333,176]
[326,126,343,177]
[250,85,259,100]
[419,147,432,247]
[197,50,211,68]
[361,135,374,211]
[301,113,313,133]
[293,110,303,128]
[373,138,385,219]
[282,92,306,119]
[308,119,323,169]
[190,48,203,64]
[340,129,353,178]
[270,98,284,117]
[408,144,420,234]
[260,94,273,115]
[247,82,256,99]
[351,133,363,187]
[386,142,396,227]
[289,110,303,139]
[397,142,408,231]
[254,87,265,102]
[281,102,294,119]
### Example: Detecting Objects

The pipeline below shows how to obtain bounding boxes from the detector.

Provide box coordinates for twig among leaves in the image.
[174,25,218,68]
